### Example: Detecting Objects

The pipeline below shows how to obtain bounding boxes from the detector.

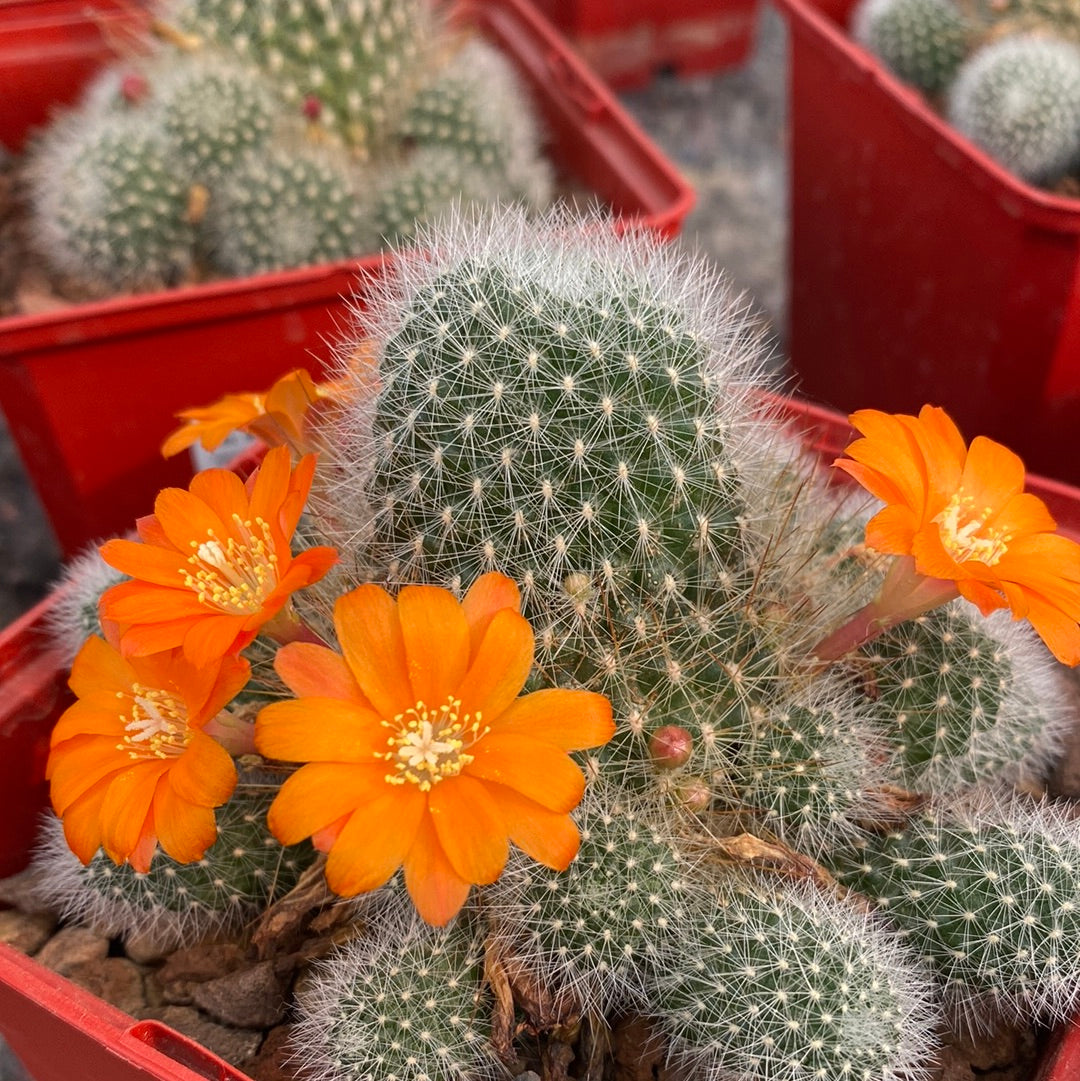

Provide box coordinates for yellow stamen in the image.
[117,684,192,760]
[933,492,1011,566]
[182,514,280,614]
[378,696,487,791]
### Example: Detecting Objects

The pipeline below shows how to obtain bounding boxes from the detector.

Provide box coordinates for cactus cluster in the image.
[852,0,1080,186]
[25,1,552,294]
[30,206,1080,1081]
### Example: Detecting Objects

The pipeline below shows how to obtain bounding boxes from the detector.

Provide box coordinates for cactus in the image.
[828,793,1080,1026]
[32,778,315,951]
[172,0,434,153]
[653,875,939,1081]
[395,38,553,207]
[863,603,1072,792]
[947,35,1080,182]
[45,546,127,665]
[292,893,498,1081]
[28,113,197,291]
[154,54,281,187]
[485,786,693,1011]
[853,0,974,93]
[202,142,371,275]
[370,147,504,248]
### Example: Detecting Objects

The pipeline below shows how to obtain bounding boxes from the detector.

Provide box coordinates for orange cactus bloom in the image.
[47,636,249,871]
[161,354,371,460]
[832,405,1080,665]
[254,573,615,926]
[99,445,338,667]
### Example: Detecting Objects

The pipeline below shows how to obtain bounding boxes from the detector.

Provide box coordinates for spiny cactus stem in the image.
[811,555,959,661]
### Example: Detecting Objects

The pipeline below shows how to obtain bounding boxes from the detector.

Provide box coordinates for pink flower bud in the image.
[303,94,323,120]
[648,725,693,770]
[120,73,149,105]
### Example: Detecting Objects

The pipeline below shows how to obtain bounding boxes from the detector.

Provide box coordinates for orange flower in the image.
[47,636,248,871]
[254,573,615,926]
[830,405,1080,665]
[99,446,338,666]
[161,356,370,459]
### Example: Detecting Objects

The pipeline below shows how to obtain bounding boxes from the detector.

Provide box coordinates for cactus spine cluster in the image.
[31,206,1080,1080]
[26,1,552,294]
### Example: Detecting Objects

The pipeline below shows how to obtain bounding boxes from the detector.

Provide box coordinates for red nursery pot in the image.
[772,0,1080,488]
[0,0,150,154]
[3,394,1080,1080]
[528,0,762,89]
[0,0,694,559]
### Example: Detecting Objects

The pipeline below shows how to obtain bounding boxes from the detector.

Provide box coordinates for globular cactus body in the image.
[33,782,315,951]
[948,35,1080,182]
[292,896,497,1081]
[853,0,973,92]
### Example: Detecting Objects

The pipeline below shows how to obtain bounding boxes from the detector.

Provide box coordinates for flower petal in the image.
[50,702,123,744]
[456,608,534,722]
[335,585,414,718]
[1026,594,1080,666]
[67,635,134,709]
[59,776,112,864]
[182,615,248,668]
[49,736,128,815]
[168,732,237,807]
[274,642,370,704]
[255,698,387,763]
[465,734,585,812]
[267,763,389,845]
[489,689,614,751]
[189,468,252,542]
[397,584,470,710]
[99,540,186,588]
[403,813,472,927]
[99,761,170,864]
[462,573,521,659]
[153,782,219,865]
[484,782,580,870]
[428,775,508,885]
[864,503,918,557]
[960,436,1025,513]
[154,487,232,556]
[323,786,426,897]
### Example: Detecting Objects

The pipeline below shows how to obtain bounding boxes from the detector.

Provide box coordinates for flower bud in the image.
[649,725,693,770]
[674,776,711,813]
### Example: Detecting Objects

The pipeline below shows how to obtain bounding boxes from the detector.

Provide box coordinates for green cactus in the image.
[29,113,197,291]
[292,894,498,1081]
[370,146,502,248]
[829,793,1080,1024]
[947,35,1080,183]
[45,546,128,665]
[202,142,371,275]
[653,875,939,1081]
[32,778,315,951]
[154,54,281,187]
[863,603,1072,792]
[395,38,552,206]
[173,0,434,153]
[853,0,974,93]
[485,786,693,1011]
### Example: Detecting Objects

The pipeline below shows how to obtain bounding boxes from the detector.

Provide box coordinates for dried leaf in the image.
[251,855,334,961]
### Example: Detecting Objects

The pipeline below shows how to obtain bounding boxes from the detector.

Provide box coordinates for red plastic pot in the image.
[0,0,694,558]
[0,0,149,154]
[529,0,760,88]
[2,393,1080,1080]
[773,0,1080,488]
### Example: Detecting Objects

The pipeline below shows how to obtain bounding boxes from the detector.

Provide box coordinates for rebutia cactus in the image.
[202,143,370,274]
[292,894,498,1081]
[29,113,197,291]
[32,779,316,951]
[31,205,1080,1081]
[172,0,434,153]
[947,35,1080,181]
[853,0,974,92]
[828,793,1080,1025]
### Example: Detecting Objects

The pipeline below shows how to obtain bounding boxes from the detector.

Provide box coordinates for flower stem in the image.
[810,555,960,663]
[262,605,327,647]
